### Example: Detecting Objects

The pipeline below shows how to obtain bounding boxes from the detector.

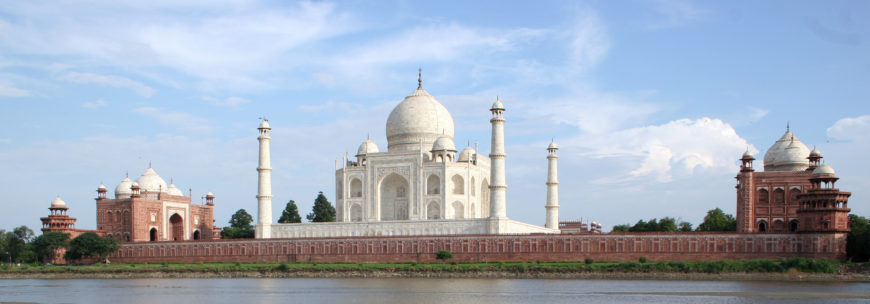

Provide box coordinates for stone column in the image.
[545,140,559,230]
[255,120,273,239]
[489,98,507,219]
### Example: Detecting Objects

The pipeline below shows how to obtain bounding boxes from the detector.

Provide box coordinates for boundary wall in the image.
[109,232,847,263]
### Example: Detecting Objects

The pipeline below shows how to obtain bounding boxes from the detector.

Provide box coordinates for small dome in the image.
[458,146,475,162]
[206,191,214,197]
[131,181,140,188]
[50,197,66,208]
[742,148,753,159]
[813,164,836,176]
[356,139,380,156]
[115,177,133,196]
[259,120,271,129]
[385,86,455,152]
[136,167,168,193]
[98,184,106,190]
[810,147,821,157]
[432,136,456,151]
[548,140,558,150]
[167,183,184,196]
[491,98,504,110]
[763,130,810,171]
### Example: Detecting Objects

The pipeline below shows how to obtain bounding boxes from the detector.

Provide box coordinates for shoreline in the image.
[2,270,869,281]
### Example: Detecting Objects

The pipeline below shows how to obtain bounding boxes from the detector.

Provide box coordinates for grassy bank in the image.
[0,258,861,276]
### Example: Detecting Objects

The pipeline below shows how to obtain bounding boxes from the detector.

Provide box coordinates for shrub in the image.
[584,258,593,265]
[275,263,289,272]
[435,250,453,261]
[639,257,647,263]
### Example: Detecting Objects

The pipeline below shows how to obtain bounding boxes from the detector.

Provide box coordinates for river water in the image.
[1,278,868,303]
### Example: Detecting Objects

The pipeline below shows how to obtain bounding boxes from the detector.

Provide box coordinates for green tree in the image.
[306,192,336,222]
[435,250,453,261]
[611,224,630,232]
[3,226,35,263]
[678,221,693,232]
[30,232,70,263]
[278,200,302,223]
[221,209,255,239]
[65,232,119,263]
[658,217,677,232]
[847,214,870,262]
[696,208,737,232]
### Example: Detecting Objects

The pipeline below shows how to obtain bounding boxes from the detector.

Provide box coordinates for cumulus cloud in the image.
[0,82,30,97]
[60,72,155,97]
[133,107,214,133]
[827,115,870,142]
[572,118,753,183]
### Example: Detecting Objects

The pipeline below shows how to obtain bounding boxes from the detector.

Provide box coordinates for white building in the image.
[256,74,559,238]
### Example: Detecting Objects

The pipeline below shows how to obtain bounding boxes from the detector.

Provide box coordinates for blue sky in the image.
[1,0,869,232]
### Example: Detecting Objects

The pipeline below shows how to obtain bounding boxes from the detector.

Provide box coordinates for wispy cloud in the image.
[203,96,250,107]
[60,72,155,97]
[645,0,709,30]
[569,9,610,72]
[133,107,213,133]
[82,99,107,108]
[827,115,870,142]
[0,81,30,97]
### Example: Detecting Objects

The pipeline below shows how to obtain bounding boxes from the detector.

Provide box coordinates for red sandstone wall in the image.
[109,232,847,264]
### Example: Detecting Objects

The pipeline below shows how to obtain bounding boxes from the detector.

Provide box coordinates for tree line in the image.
[221,191,335,239]
[1,227,119,265]
[611,208,737,233]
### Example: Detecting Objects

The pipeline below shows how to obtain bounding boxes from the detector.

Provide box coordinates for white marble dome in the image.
[115,177,133,196]
[50,196,66,208]
[813,163,836,176]
[548,140,558,150]
[386,86,455,152]
[136,167,168,193]
[432,136,456,151]
[356,139,379,156]
[458,146,475,162]
[491,98,504,110]
[259,120,271,129]
[167,183,184,196]
[763,131,810,172]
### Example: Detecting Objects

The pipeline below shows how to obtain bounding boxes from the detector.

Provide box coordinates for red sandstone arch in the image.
[169,214,183,241]
[149,228,157,241]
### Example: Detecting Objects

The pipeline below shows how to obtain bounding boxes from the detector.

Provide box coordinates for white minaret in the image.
[545,140,560,230]
[255,119,273,239]
[489,98,507,219]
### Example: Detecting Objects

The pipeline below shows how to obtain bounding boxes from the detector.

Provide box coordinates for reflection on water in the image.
[1,278,868,304]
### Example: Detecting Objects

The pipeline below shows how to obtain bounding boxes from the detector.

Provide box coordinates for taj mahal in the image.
[254,73,562,238]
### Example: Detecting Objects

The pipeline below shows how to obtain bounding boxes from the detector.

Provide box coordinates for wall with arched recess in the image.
[108,232,848,264]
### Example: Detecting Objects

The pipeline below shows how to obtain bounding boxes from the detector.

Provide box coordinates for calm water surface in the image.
[1,278,869,304]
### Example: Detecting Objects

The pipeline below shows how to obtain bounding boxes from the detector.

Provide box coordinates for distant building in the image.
[736,126,851,234]
[97,167,220,242]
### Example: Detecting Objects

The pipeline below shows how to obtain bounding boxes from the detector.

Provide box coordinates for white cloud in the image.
[827,115,870,142]
[60,72,155,97]
[571,118,753,183]
[133,107,214,133]
[569,9,610,72]
[645,0,710,30]
[203,96,250,107]
[0,82,30,97]
[82,99,107,108]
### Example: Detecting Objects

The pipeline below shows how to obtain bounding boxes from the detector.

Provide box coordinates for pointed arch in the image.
[427,174,440,195]
[452,201,464,219]
[350,178,363,198]
[379,173,409,220]
[427,201,440,220]
[350,204,363,221]
[452,175,464,195]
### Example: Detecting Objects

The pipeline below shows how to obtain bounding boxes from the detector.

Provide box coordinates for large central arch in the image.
[169,213,183,241]
[379,173,410,220]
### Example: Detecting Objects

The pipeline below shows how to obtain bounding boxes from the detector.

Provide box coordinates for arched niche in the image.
[452,175,464,195]
[427,201,440,220]
[379,173,409,220]
[350,178,363,198]
[427,174,440,195]
[452,201,464,219]
[350,204,363,222]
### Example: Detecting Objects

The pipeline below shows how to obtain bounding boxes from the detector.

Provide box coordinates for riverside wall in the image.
[108,232,847,263]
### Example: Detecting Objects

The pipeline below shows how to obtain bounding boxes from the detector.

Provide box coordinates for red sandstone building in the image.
[41,166,219,243]
[736,127,851,236]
